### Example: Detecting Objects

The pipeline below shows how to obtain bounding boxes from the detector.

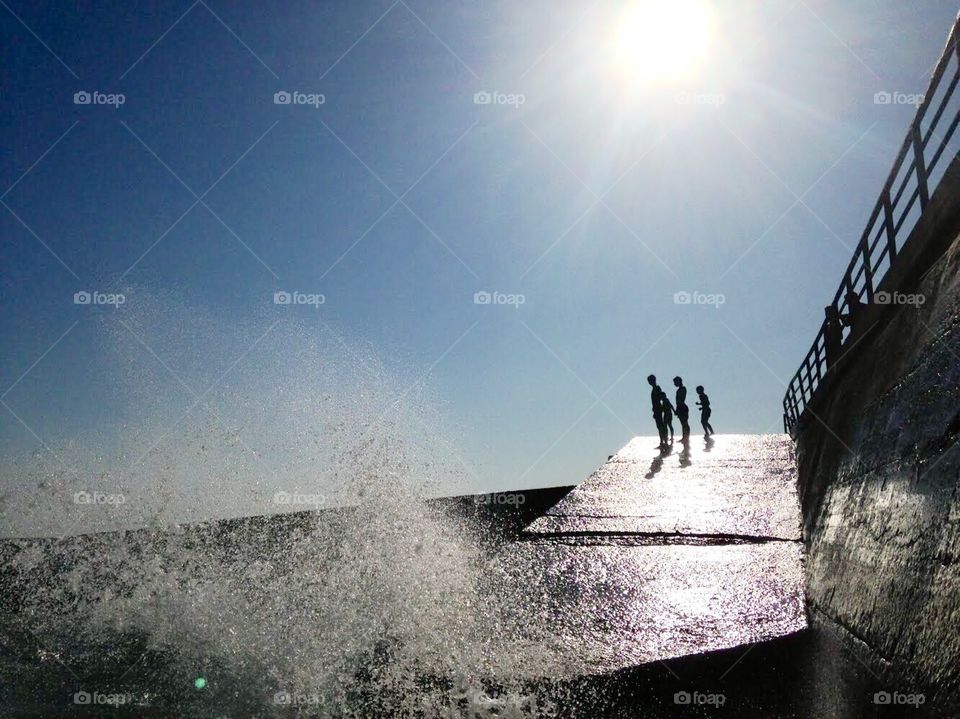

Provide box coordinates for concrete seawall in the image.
[795,155,960,714]
[0,485,573,615]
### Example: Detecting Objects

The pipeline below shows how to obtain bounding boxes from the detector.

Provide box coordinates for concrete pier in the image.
[495,434,806,676]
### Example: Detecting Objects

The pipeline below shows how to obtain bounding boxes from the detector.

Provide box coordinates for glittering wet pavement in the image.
[526,434,801,540]
[493,434,806,675]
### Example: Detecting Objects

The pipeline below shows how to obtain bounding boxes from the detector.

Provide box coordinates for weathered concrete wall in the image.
[796,158,960,714]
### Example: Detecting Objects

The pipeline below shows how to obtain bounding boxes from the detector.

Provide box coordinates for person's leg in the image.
[704,410,714,435]
[667,417,674,441]
[655,416,667,446]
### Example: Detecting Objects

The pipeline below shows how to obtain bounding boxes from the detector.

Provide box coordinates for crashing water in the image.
[1,290,834,718]
[5,482,559,716]
[0,289,558,717]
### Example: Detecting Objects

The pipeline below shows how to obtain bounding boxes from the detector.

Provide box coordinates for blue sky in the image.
[2,0,958,514]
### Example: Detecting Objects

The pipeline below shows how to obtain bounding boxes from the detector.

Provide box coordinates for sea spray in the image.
[1,287,556,716]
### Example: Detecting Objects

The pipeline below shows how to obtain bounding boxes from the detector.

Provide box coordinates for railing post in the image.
[911,123,930,209]
[882,189,897,263]
[861,235,874,303]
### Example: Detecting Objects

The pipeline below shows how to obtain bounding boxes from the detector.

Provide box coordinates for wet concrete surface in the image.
[796,222,960,714]
[526,434,801,541]
[500,434,806,674]
[486,539,806,678]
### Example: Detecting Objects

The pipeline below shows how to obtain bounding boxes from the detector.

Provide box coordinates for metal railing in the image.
[783,14,960,436]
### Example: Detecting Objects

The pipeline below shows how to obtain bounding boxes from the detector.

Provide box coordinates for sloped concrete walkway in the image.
[526,434,801,540]
[491,434,807,676]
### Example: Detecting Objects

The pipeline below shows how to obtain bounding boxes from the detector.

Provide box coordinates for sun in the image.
[610,0,715,85]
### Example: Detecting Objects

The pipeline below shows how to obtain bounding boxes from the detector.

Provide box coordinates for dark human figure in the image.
[695,385,714,437]
[660,387,675,443]
[647,374,668,448]
[842,290,864,334]
[673,376,690,443]
[824,305,843,370]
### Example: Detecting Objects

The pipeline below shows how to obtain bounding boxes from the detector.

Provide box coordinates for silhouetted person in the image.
[842,290,864,333]
[695,385,714,437]
[673,376,690,443]
[660,387,675,442]
[824,305,843,370]
[647,374,668,448]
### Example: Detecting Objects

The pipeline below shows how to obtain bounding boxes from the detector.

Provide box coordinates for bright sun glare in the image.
[611,0,715,85]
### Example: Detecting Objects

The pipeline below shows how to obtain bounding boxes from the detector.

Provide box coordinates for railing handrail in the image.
[783,14,960,436]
